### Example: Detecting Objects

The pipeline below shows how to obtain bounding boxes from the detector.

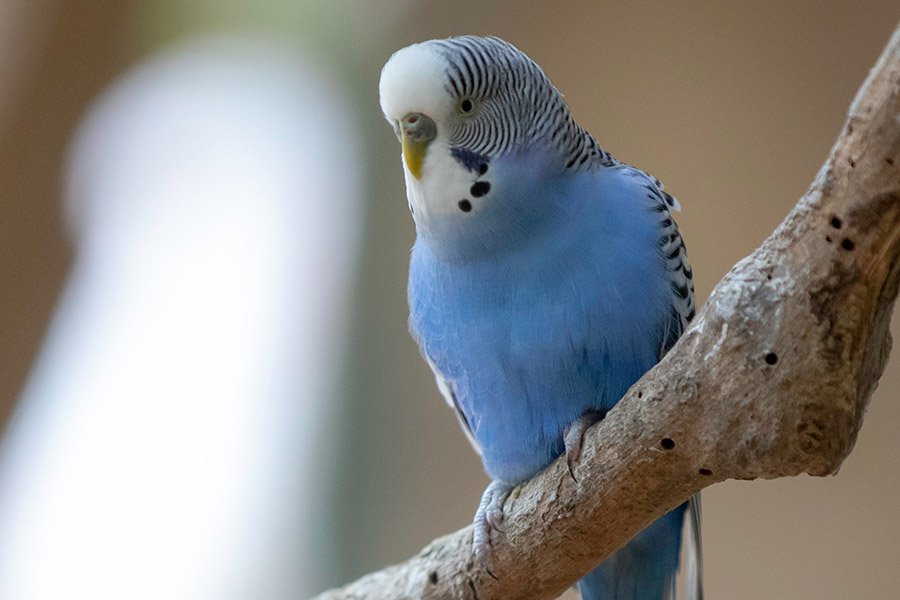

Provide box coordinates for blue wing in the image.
[423,355,482,456]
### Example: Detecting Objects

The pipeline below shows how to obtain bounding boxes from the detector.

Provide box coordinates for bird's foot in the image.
[473,480,514,577]
[564,410,605,481]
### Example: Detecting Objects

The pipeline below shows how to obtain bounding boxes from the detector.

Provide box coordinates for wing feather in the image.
[425,357,482,456]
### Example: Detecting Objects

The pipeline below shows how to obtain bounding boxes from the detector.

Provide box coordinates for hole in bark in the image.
[830,216,842,229]
[765,352,778,365]
[660,438,676,450]
[848,158,856,168]
[887,157,895,166]
[637,391,643,399]
[699,468,713,476]
[429,571,439,585]
[825,235,833,243]
[841,238,855,251]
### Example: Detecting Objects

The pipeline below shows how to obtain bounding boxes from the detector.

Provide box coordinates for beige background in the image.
[1,2,897,598]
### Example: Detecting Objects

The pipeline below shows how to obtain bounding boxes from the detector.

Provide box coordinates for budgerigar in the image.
[379,36,701,600]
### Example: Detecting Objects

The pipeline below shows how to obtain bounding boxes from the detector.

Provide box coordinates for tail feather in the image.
[681,494,704,600]
[577,499,702,600]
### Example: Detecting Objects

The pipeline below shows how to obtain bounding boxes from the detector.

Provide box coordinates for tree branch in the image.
[315,26,900,600]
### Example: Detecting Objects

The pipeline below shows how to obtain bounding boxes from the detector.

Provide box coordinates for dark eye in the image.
[458,97,477,115]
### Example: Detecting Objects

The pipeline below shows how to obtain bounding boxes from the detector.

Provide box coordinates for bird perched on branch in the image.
[379,35,700,600]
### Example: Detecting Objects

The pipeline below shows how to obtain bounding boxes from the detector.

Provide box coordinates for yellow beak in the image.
[400,113,436,180]
[402,135,428,179]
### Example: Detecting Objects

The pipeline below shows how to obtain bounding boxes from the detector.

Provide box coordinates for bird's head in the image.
[379,36,608,259]
[380,36,543,177]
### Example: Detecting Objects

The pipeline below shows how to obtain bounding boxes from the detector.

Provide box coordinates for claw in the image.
[564,410,605,482]
[472,480,514,575]
[485,508,505,533]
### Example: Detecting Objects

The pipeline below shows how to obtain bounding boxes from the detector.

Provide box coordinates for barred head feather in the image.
[380,36,616,170]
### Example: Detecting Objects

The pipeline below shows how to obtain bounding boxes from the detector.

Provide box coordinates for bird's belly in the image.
[471,366,593,484]
[447,294,617,484]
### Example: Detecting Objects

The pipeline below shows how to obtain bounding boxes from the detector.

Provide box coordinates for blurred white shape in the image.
[0,34,361,599]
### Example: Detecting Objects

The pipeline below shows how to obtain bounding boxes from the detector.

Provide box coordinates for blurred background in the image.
[0,1,897,599]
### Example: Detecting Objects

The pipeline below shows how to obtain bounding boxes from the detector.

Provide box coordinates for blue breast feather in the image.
[409,160,675,484]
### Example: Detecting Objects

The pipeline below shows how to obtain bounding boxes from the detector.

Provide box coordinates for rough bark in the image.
[314,26,900,600]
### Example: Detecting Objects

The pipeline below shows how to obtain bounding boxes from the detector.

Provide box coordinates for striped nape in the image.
[432,36,617,171]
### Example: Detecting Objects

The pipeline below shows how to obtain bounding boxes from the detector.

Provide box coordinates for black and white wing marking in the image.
[636,171,695,357]
[425,357,482,456]
[616,165,695,356]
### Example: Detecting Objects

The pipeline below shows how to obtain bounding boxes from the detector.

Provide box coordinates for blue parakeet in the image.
[379,36,701,600]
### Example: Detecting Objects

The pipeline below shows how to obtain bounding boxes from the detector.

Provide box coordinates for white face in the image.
[379,42,491,225]
[378,42,454,135]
